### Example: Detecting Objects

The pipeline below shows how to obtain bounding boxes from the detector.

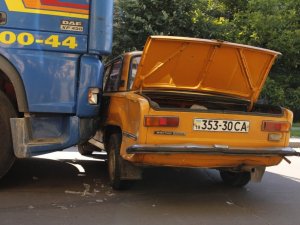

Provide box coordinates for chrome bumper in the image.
[127,144,300,156]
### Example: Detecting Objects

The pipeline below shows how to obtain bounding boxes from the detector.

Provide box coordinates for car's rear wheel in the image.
[0,91,17,178]
[219,170,251,187]
[107,133,133,190]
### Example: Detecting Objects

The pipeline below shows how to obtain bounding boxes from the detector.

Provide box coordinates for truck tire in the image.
[107,133,133,190]
[0,90,17,178]
[219,170,251,187]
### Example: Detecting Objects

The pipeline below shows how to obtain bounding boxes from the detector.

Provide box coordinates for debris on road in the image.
[65,183,96,197]
[226,201,234,206]
[65,190,82,195]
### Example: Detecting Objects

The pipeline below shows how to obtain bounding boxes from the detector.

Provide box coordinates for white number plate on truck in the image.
[193,119,250,133]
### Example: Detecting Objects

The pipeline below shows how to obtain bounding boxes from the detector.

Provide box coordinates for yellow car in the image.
[96,36,299,189]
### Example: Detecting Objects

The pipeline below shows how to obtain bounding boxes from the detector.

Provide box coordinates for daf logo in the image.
[60,20,84,32]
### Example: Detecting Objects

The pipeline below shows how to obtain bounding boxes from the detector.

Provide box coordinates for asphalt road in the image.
[0,146,299,225]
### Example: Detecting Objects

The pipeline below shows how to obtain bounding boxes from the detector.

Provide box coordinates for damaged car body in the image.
[87,36,300,189]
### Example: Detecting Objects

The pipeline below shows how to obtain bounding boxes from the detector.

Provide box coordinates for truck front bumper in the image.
[127,144,300,157]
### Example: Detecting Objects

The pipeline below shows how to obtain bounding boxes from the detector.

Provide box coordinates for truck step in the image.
[10,117,80,158]
[27,138,64,146]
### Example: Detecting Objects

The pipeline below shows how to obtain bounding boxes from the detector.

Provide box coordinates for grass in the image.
[291,123,300,137]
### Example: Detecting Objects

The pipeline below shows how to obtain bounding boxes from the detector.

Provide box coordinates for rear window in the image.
[104,60,122,92]
[128,56,141,90]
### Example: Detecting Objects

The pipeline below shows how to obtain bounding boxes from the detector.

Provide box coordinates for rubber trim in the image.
[127,144,300,157]
[0,55,28,112]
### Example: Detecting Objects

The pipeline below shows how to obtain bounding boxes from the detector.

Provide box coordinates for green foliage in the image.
[112,0,232,56]
[230,0,300,72]
[112,0,300,121]
[228,0,300,121]
[291,124,300,137]
[113,0,200,55]
[260,78,285,105]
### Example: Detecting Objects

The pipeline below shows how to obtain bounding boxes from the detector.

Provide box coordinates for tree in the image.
[113,0,199,56]
[228,0,300,120]
[229,0,300,73]
[112,0,231,56]
[112,0,300,121]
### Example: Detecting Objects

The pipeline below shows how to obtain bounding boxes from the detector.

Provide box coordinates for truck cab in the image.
[0,0,113,178]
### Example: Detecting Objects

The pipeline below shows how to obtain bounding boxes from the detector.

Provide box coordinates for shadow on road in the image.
[1,154,299,196]
[0,152,299,225]
[0,158,108,190]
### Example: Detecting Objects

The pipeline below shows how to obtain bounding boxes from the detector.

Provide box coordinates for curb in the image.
[290,142,300,148]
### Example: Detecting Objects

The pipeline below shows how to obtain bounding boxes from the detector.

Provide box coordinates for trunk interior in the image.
[141,91,283,116]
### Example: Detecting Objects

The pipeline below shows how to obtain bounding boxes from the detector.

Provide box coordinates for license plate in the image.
[193,119,250,133]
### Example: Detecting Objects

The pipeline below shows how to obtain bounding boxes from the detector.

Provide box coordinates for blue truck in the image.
[0,0,113,178]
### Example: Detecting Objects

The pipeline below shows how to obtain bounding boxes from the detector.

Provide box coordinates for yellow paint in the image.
[0,30,79,49]
[5,0,89,19]
[102,40,291,170]
[23,0,89,15]
[132,36,280,105]
[127,154,282,168]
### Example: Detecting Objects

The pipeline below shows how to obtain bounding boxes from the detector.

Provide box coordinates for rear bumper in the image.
[127,144,300,157]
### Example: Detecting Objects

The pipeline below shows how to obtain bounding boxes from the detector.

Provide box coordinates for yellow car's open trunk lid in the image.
[132,36,280,104]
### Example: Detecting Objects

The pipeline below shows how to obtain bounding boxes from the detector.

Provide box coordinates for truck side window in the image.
[128,56,141,90]
[105,60,122,92]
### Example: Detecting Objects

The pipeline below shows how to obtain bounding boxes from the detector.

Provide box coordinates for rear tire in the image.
[0,91,17,178]
[107,133,133,190]
[219,170,251,187]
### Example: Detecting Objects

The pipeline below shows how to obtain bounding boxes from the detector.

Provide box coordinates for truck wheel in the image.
[219,170,251,187]
[0,91,17,178]
[107,133,132,190]
[78,142,94,156]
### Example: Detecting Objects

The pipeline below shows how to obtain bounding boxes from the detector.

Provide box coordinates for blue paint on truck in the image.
[0,0,113,158]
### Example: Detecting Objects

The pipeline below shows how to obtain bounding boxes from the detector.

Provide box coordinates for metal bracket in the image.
[0,12,7,25]
[120,159,143,180]
[251,166,266,183]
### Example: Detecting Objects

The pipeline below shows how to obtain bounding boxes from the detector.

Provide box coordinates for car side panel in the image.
[104,92,149,155]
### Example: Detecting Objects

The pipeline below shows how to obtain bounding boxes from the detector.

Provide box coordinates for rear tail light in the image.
[261,121,290,132]
[268,133,283,142]
[144,116,179,127]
